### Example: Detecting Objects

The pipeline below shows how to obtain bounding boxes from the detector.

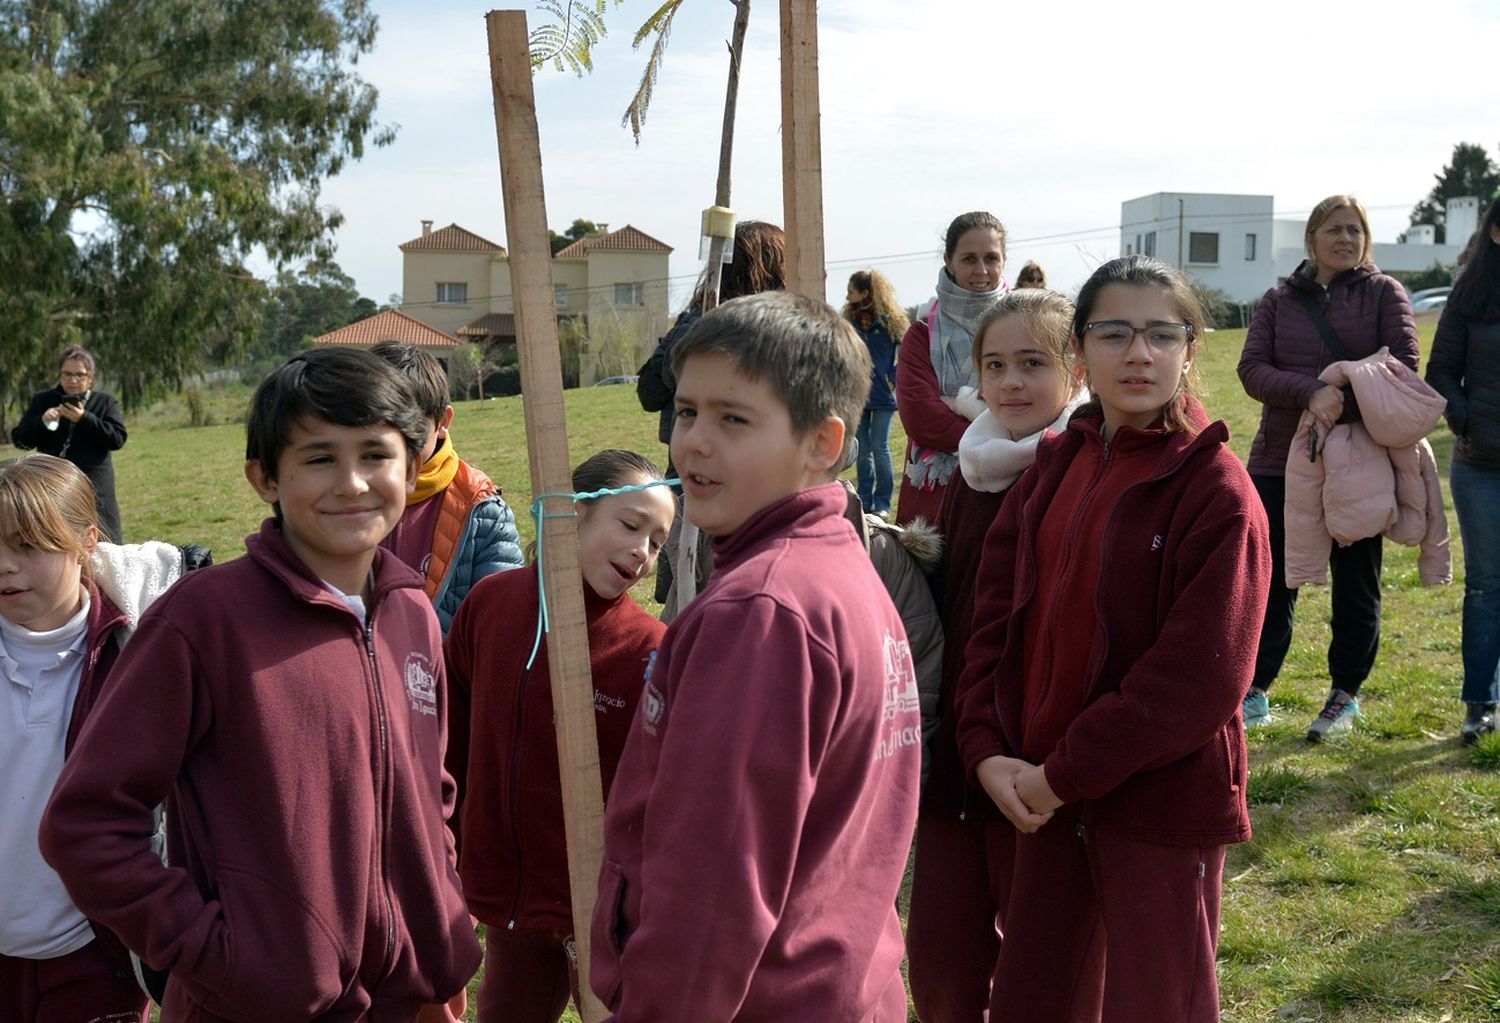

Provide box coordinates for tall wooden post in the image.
[486,13,608,1022]
[779,0,825,300]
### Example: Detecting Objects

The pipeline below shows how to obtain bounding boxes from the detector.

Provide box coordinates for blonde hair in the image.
[1304,194,1374,270]
[0,455,100,564]
[971,289,1083,398]
[842,269,911,340]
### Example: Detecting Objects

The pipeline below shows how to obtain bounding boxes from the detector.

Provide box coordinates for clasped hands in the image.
[975,755,1063,833]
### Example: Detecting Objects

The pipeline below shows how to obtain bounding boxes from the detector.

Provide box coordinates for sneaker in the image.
[1462,703,1497,746]
[1242,689,1272,729]
[1306,689,1360,742]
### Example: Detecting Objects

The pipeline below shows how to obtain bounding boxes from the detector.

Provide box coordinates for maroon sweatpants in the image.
[906,813,1015,1023]
[990,806,1226,1023]
[476,926,581,1023]
[0,939,148,1023]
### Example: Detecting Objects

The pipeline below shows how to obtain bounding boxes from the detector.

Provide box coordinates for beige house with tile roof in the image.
[398,220,672,385]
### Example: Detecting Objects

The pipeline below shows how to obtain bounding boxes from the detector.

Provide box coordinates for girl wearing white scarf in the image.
[907,289,1085,1023]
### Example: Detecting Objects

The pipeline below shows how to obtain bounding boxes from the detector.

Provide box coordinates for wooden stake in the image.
[779,0,825,300]
[486,13,608,1022]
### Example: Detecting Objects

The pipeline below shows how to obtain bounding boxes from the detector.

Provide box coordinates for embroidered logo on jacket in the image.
[642,680,666,736]
[876,631,921,761]
[404,652,438,717]
[1151,534,1164,551]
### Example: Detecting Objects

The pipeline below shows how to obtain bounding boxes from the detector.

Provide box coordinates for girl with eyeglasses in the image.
[954,255,1270,1023]
[10,347,128,544]
[894,211,1009,525]
[1237,195,1420,739]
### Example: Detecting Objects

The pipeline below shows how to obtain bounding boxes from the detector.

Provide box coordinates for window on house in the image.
[1143,231,1156,257]
[1125,243,1133,255]
[614,282,645,306]
[555,284,569,309]
[1136,233,1144,254]
[436,282,468,304]
[1188,232,1219,264]
[1245,233,1257,261]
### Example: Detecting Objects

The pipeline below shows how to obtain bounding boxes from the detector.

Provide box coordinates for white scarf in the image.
[958,393,1088,493]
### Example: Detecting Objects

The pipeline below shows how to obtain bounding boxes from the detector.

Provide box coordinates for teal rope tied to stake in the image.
[526,477,681,669]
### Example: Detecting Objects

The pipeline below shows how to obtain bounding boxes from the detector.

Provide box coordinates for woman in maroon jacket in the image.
[443,450,674,1023]
[956,256,1270,1023]
[1237,194,1419,739]
[895,211,1009,524]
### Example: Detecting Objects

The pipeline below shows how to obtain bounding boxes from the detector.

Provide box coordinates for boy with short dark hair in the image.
[589,292,922,1022]
[368,341,522,634]
[40,348,482,1022]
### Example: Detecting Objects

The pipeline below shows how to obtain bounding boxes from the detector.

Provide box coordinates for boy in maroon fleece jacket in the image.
[589,292,922,1022]
[39,348,482,1023]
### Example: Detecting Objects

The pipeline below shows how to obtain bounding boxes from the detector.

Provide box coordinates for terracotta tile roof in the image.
[553,224,673,259]
[458,312,579,338]
[314,309,459,349]
[398,223,506,253]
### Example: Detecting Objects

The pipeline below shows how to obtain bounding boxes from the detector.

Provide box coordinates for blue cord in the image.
[526,477,680,669]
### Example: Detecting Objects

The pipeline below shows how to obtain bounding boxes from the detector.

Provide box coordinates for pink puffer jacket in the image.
[1285,348,1452,587]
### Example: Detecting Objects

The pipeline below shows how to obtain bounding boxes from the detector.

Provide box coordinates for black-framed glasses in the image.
[60,371,92,381]
[1081,321,1194,352]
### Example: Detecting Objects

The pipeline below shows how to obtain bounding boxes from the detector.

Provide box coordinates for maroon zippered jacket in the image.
[1238,261,1418,477]
[955,405,1271,846]
[590,484,920,1022]
[40,520,482,1022]
[443,565,663,933]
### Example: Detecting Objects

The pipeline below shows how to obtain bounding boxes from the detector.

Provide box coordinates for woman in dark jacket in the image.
[842,269,909,518]
[1237,195,1419,740]
[636,221,785,604]
[1426,196,1500,744]
[11,346,128,543]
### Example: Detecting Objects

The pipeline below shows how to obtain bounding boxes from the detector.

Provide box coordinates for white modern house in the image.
[1119,192,1478,302]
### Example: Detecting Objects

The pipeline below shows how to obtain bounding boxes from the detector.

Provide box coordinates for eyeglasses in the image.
[60,371,92,381]
[1081,321,1194,352]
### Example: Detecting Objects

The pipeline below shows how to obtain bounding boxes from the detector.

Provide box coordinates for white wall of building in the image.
[1120,192,1475,302]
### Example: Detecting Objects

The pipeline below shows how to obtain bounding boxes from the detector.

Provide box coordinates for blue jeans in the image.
[1451,459,1500,706]
[856,408,895,514]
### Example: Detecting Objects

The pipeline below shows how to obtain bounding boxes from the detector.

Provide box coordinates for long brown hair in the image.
[842,269,911,340]
[690,221,786,310]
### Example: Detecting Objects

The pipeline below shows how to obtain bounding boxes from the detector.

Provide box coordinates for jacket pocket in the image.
[194,861,354,1022]
[588,859,629,1007]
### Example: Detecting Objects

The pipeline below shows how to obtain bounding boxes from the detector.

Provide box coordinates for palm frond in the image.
[528,0,623,77]
[621,0,686,144]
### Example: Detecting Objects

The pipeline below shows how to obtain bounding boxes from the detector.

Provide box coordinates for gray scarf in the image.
[930,268,1007,396]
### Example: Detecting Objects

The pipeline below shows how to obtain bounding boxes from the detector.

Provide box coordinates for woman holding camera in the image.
[12,346,128,542]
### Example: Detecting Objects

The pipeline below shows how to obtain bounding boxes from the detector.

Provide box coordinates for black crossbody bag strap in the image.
[1293,289,1356,363]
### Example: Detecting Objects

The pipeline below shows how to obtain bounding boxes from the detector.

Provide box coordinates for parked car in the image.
[1408,286,1452,306]
[1412,294,1449,312]
[592,374,639,387]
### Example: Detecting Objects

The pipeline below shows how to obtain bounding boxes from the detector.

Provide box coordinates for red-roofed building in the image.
[398,220,672,385]
[313,308,460,357]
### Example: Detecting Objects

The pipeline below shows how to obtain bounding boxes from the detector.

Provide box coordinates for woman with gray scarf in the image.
[895,211,1010,524]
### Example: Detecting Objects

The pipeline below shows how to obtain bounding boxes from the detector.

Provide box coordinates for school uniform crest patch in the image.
[404,652,438,717]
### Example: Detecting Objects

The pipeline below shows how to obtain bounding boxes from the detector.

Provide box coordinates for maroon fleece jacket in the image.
[590,483,920,1023]
[925,468,1007,820]
[895,318,970,524]
[40,520,482,1023]
[954,405,1271,846]
[1238,261,1418,477]
[443,565,664,933]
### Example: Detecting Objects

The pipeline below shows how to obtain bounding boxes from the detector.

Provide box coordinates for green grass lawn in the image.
[6,323,1496,1022]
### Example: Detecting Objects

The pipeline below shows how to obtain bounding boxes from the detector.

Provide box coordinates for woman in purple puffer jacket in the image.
[1237,194,1419,740]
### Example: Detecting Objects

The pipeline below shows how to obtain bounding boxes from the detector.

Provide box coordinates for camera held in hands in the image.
[61,392,87,407]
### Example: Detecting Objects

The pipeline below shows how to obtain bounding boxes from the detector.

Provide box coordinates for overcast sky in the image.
[312,0,1500,313]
